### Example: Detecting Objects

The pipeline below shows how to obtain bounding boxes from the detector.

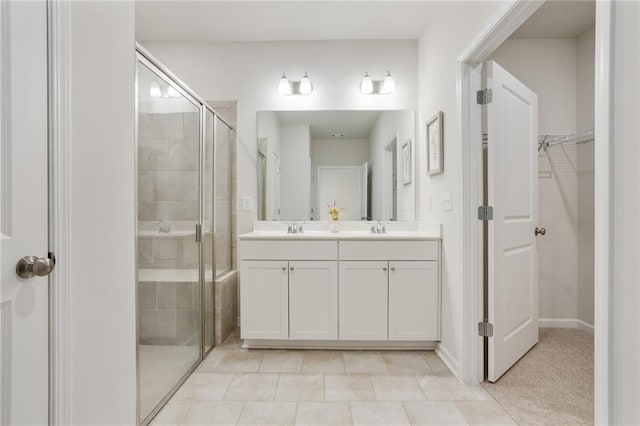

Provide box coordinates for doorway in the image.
[461,1,597,424]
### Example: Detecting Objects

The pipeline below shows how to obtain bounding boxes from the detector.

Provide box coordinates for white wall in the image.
[311,138,369,168]
[368,110,416,221]
[489,39,580,324]
[280,124,310,220]
[69,2,136,423]
[139,40,418,234]
[576,27,595,327]
[611,1,640,422]
[417,1,508,372]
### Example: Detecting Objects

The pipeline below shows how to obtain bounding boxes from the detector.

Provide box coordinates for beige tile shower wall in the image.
[138,281,200,345]
[207,101,238,271]
[214,271,238,346]
[138,112,200,222]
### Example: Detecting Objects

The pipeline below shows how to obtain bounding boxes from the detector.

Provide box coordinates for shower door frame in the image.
[135,44,233,425]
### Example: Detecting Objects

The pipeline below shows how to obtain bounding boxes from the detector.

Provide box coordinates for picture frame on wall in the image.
[402,140,412,185]
[427,111,444,175]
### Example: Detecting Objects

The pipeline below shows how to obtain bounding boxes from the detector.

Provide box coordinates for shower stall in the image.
[135,46,233,424]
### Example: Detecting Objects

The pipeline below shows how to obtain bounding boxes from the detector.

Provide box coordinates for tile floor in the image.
[152,331,516,425]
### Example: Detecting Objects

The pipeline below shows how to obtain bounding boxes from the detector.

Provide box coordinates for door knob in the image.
[16,255,55,279]
[535,227,546,236]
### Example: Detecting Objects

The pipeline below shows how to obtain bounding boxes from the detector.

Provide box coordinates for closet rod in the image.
[538,128,594,149]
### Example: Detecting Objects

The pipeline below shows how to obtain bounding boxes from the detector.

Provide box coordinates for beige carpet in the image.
[482,328,593,425]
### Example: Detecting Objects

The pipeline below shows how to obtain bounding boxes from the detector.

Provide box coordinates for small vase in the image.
[330,221,340,233]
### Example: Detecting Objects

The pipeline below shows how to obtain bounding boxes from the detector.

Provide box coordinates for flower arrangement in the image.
[327,201,344,221]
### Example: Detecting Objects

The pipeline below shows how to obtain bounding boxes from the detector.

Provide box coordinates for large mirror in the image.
[257,110,416,222]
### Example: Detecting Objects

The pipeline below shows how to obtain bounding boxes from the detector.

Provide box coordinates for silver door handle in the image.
[535,227,546,236]
[16,255,55,279]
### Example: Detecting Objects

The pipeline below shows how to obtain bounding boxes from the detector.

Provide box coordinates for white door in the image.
[339,261,388,340]
[317,167,361,221]
[240,260,289,340]
[486,61,539,382]
[289,261,338,340]
[0,1,50,424]
[388,261,439,341]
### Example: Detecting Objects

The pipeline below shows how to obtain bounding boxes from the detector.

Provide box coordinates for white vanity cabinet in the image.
[240,260,289,339]
[388,261,439,341]
[339,261,389,340]
[238,231,441,347]
[289,261,338,340]
[239,240,339,341]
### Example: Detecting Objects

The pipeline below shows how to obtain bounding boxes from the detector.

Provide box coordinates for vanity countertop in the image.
[237,230,441,241]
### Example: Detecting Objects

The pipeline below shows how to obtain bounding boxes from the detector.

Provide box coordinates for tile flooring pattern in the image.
[152,332,516,425]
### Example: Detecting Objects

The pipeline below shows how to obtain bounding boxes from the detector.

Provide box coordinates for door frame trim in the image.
[457,0,611,423]
[47,0,71,424]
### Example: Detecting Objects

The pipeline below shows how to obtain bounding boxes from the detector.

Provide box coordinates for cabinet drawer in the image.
[239,240,338,260]
[339,240,438,261]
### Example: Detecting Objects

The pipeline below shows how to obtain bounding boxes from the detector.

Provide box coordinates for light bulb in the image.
[149,81,161,98]
[167,86,181,98]
[299,72,313,95]
[278,73,291,95]
[382,71,395,94]
[360,72,373,95]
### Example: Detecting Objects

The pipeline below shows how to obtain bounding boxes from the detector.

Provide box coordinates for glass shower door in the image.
[136,60,202,422]
[203,109,215,353]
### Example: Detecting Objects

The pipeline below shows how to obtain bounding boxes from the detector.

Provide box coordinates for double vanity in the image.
[238,222,441,349]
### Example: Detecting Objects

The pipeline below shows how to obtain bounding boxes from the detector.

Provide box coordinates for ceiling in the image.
[136,1,440,42]
[272,110,382,139]
[511,0,595,38]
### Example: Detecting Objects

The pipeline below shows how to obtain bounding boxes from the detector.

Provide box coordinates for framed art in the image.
[427,111,444,175]
[401,140,412,184]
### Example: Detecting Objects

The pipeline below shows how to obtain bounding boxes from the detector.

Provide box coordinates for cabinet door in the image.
[289,261,338,340]
[389,261,439,341]
[339,261,388,340]
[240,260,289,339]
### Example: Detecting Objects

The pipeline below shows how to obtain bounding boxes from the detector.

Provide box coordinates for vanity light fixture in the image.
[360,72,373,94]
[278,72,313,95]
[278,73,292,95]
[360,71,395,95]
[299,72,313,95]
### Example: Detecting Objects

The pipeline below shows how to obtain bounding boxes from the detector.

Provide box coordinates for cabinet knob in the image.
[281,267,286,271]
[382,267,387,272]
[290,267,295,271]
[390,267,396,272]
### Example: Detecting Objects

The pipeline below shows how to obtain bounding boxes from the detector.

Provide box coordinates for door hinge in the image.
[195,223,202,242]
[477,89,492,105]
[477,205,494,221]
[478,321,493,337]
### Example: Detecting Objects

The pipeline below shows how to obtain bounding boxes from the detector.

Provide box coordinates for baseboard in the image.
[539,318,594,334]
[435,342,459,377]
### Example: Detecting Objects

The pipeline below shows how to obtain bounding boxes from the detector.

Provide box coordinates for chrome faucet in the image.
[371,221,388,234]
[287,220,301,234]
